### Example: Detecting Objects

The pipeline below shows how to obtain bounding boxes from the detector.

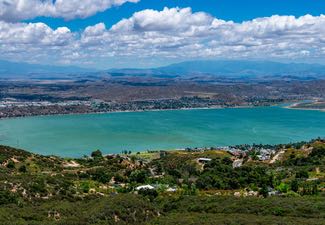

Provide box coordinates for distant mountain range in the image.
[110,60,325,78]
[0,60,94,77]
[1,59,325,78]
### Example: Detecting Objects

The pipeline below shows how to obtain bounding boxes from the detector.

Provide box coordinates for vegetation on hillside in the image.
[0,139,324,224]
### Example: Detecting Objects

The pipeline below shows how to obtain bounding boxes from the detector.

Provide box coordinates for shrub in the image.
[129,169,148,183]
[6,160,15,169]
[277,183,289,193]
[18,165,27,173]
[138,188,158,201]
[296,170,309,179]
[0,190,18,205]
[291,179,299,192]
[91,150,103,159]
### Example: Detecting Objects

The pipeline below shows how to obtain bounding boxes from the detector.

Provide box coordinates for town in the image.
[1,76,325,118]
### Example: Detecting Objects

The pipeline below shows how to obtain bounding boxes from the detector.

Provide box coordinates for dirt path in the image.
[270,150,285,164]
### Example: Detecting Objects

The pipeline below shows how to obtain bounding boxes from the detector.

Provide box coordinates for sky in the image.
[0,0,325,69]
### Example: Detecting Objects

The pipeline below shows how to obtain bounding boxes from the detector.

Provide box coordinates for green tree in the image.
[91,149,103,159]
[259,185,269,198]
[90,169,112,183]
[18,165,27,173]
[0,190,18,205]
[138,188,158,201]
[129,170,148,183]
[6,160,15,169]
[291,179,299,192]
[296,170,309,179]
[277,182,289,193]
[249,150,260,160]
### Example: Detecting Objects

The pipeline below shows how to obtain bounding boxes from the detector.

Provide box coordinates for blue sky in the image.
[1,0,325,68]
[27,0,325,31]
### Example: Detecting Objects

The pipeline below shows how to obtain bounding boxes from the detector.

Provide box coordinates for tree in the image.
[0,190,18,205]
[138,188,158,201]
[259,185,269,198]
[129,170,148,183]
[30,178,47,194]
[18,165,27,173]
[291,179,299,192]
[196,174,214,190]
[296,170,309,179]
[310,144,325,158]
[80,182,90,193]
[277,182,289,193]
[300,182,319,195]
[90,169,112,183]
[249,150,259,161]
[91,149,103,159]
[6,160,15,169]
[222,157,233,165]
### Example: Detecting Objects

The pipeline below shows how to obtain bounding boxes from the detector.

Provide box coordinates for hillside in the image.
[0,139,324,224]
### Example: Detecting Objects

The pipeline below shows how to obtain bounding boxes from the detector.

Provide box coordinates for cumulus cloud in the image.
[88,8,325,61]
[0,0,139,21]
[1,7,325,67]
[111,7,217,33]
[0,20,76,64]
[0,21,73,45]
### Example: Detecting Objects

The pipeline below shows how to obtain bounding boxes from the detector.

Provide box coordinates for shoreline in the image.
[2,135,324,159]
[283,101,325,112]
[0,104,258,120]
[4,99,316,120]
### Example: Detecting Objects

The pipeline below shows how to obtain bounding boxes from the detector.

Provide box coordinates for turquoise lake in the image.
[0,107,324,157]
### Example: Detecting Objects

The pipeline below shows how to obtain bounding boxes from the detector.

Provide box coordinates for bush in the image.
[80,181,90,193]
[6,160,15,169]
[296,170,309,179]
[129,169,148,183]
[18,165,27,173]
[277,183,289,193]
[29,178,47,194]
[138,188,158,201]
[291,179,299,192]
[91,150,103,159]
[0,190,18,205]
[89,169,112,183]
[259,185,269,198]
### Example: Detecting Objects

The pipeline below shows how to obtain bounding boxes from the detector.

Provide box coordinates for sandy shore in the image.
[284,101,325,112]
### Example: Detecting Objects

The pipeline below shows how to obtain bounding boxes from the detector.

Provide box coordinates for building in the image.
[197,158,212,163]
[135,185,155,191]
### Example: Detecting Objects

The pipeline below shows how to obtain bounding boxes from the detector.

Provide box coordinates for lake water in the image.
[0,107,324,157]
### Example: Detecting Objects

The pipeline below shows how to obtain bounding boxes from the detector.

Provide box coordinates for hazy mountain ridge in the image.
[158,60,325,77]
[109,60,325,78]
[1,59,325,78]
[0,60,94,77]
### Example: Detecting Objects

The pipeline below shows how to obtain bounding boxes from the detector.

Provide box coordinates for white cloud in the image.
[0,21,73,45]
[1,7,325,67]
[90,8,325,61]
[111,7,218,33]
[0,0,139,21]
